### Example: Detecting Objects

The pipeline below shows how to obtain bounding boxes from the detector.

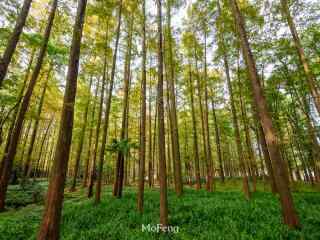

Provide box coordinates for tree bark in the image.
[188,64,201,189]
[137,0,147,213]
[0,0,58,211]
[113,12,133,198]
[166,1,183,196]
[69,76,93,192]
[229,0,300,228]
[0,0,32,87]
[95,0,122,202]
[280,0,320,115]
[24,67,52,179]
[37,0,87,238]
[156,0,168,228]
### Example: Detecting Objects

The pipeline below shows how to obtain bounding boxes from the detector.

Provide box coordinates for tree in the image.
[137,0,147,213]
[0,0,58,211]
[156,0,168,228]
[229,0,300,228]
[0,0,33,87]
[37,0,87,238]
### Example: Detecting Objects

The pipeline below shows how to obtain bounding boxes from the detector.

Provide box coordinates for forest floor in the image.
[0,179,320,240]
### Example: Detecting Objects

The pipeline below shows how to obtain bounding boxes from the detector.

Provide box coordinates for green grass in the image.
[0,180,320,239]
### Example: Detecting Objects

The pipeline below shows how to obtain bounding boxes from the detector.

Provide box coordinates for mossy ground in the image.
[0,180,320,239]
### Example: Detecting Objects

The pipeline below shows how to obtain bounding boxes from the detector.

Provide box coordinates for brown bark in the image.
[166,2,183,196]
[24,67,52,179]
[203,32,214,192]
[211,97,224,183]
[113,12,133,198]
[217,0,250,199]
[82,78,100,187]
[0,0,58,211]
[87,34,109,199]
[194,47,210,192]
[137,0,147,213]
[96,0,123,202]
[156,0,168,228]
[230,0,300,228]
[0,0,32,87]
[188,64,201,189]
[238,76,257,192]
[280,0,320,115]
[37,0,87,238]
[69,77,93,192]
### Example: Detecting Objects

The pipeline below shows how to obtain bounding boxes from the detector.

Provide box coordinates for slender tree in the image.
[69,76,93,192]
[137,0,147,213]
[37,0,87,238]
[0,0,33,87]
[95,0,123,202]
[229,0,300,228]
[0,0,58,211]
[156,0,168,228]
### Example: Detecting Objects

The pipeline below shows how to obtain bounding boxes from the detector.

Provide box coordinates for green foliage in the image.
[5,181,45,209]
[0,182,320,239]
[107,138,139,156]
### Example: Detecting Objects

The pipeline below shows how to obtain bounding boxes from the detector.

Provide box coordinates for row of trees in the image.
[0,0,319,238]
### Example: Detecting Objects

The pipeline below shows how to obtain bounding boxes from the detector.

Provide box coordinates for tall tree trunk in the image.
[148,73,154,188]
[217,0,250,199]
[37,0,87,238]
[0,0,58,211]
[237,73,257,192]
[188,64,201,189]
[137,0,147,213]
[69,77,93,191]
[166,1,183,196]
[113,13,133,198]
[33,117,53,179]
[280,0,320,115]
[95,0,122,202]
[24,67,52,179]
[156,0,168,228]
[82,78,100,187]
[0,49,35,174]
[203,32,214,192]
[194,47,210,192]
[87,32,109,199]
[0,0,32,87]
[229,0,300,228]
[211,97,224,183]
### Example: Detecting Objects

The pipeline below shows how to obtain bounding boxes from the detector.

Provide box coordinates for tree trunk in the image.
[229,0,300,228]
[0,0,58,212]
[82,78,100,187]
[188,64,201,189]
[137,0,147,213]
[156,0,168,228]
[24,67,52,179]
[37,0,87,238]
[95,0,122,202]
[166,1,183,196]
[217,0,250,199]
[203,32,214,192]
[211,97,224,183]
[69,77,93,192]
[113,12,133,198]
[280,0,320,115]
[0,0,32,87]
[87,32,109,199]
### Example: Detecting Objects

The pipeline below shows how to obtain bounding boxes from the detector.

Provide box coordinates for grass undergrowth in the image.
[0,180,319,239]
